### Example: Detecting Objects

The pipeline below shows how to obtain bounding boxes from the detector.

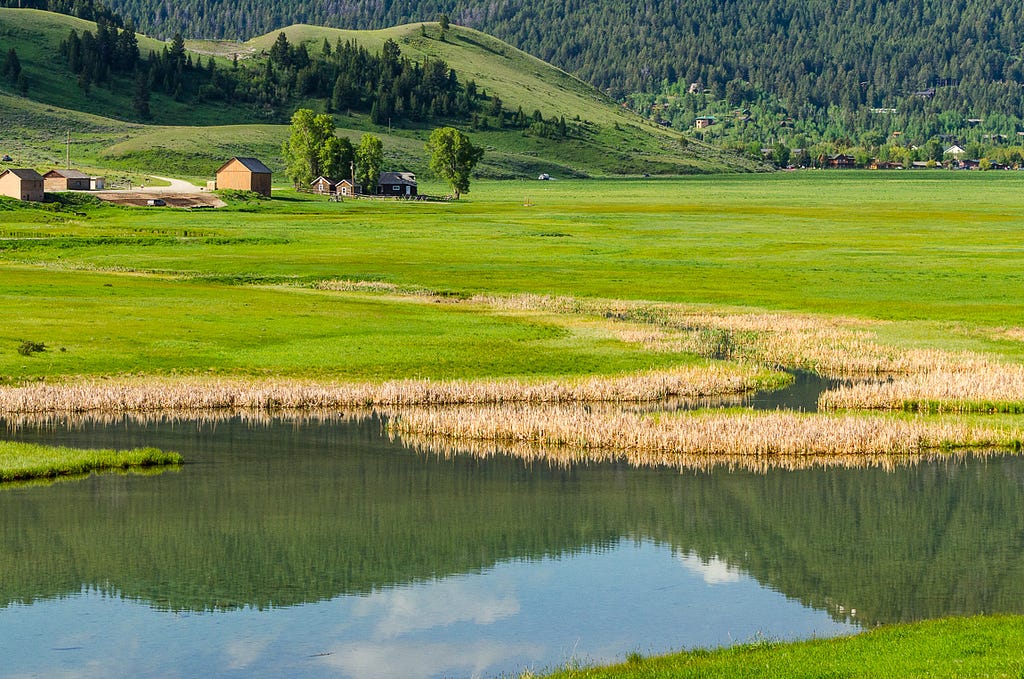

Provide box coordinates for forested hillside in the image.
[38,0,1024,158]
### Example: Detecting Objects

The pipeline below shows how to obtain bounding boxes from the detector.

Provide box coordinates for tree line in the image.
[44,21,578,138]
[82,0,1024,148]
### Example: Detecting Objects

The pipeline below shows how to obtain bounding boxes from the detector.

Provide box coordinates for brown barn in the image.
[215,157,272,196]
[377,172,417,197]
[43,169,92,192]
[0,168,44,202]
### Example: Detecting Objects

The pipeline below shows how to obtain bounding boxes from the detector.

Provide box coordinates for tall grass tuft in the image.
[0,441,182,483]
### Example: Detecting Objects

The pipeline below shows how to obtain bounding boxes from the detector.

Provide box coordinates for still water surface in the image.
[2,415,1023,678]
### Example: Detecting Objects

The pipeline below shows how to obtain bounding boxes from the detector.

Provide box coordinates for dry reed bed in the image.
[820,363,1024,412]
[1,408,377,431]
[0,365,767,415]
[386,404,1022,458]
[396,430,999,473]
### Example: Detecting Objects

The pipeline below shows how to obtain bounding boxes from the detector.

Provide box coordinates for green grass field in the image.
[1,172,1024,383]
[537,615,1024,678]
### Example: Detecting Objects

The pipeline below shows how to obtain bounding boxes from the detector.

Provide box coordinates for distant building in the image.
[43,169,92,192]
[377,171,417,197]
[694,116,715,129]
[826,154,856,169]
[311,176,336,194]
[944,144,966,158]
[215,157,272,196]
[0,168,44,202]
[336,179,361,196]
[90,176,106,190]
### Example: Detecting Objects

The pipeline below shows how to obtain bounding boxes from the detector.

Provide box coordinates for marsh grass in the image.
[386,404,1023,460]
[820,363,1024,413]
[0,365,779,415]
[0,441,182,483]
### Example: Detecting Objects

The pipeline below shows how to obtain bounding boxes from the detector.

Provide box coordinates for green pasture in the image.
[537,615,1024,678]
[2,172,1024,381]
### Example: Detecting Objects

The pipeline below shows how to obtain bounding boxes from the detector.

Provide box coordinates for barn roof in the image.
[217,157,272,174]
[379,171,417,186]
[45,169,92,179]
[0,168,44,181]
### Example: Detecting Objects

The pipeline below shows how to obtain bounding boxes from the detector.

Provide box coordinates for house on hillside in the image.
[336,179,361,196]
[944,144,966,158]
[694,116,715,129]
[311,176,336,194]
[377,172,417,197]
[43,169,92,192]
[215,157,272,196]
[0,168,44,202]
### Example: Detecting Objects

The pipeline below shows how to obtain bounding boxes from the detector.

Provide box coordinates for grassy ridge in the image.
[0,9,754,177]
[0,440,182,482]
[538,615,1024,678]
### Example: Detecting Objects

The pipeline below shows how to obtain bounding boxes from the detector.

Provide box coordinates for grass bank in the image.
[0,441,182,483]
[534,615,1024,678]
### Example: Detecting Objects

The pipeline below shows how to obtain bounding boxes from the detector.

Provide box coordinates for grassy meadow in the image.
[2,172,1024,386]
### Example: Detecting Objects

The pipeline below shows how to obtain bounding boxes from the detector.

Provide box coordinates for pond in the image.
[2,414,1023,678]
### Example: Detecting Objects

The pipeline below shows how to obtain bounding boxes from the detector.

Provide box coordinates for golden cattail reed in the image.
[0,364,771,415]
[396,429,999,473]
[385,404,1023,458]
[820,363,1024,413]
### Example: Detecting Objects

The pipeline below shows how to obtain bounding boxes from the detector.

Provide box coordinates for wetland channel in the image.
[1,374,1021,678]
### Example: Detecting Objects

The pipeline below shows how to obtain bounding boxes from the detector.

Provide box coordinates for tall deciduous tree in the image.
[426,126,484,199]
[282,108,336,188]
[355,134,383,193]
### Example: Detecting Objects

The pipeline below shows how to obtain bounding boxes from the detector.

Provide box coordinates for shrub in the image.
[17,341,45,356]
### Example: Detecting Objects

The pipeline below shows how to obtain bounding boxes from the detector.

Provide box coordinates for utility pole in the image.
[66,130,70,169]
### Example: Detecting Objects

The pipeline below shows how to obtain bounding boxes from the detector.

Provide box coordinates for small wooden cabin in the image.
[43,169,92,192]
[0,168,44,202]
[215,157,272,196]
[336,179,362,196]
[377,172,417,197]
[311,176,336,194]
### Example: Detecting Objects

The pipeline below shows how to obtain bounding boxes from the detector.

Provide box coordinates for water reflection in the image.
[1,416,1022,677]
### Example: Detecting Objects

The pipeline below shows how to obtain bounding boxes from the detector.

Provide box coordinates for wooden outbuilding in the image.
[0,168,44,202]
[311,176,336,194]
[377,171,417,197]
[336,179,362,197]
[215,157,272,196]
[43,169,92,192]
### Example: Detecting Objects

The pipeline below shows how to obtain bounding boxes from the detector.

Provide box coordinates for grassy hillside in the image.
[0,9,757,178]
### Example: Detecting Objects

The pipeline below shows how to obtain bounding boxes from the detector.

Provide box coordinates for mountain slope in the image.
[95,0,1024,151]
[0,9,759,176]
